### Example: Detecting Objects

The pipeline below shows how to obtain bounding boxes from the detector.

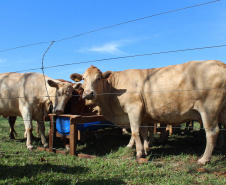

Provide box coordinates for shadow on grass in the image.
[14,128,226,161]
[75,179,125,185]
[0,163,87,180]
[0,163,125,184]
[78,129,226,159]
[149,130,226,161]
[77,128,132,156]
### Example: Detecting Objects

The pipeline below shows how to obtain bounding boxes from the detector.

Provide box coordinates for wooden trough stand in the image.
[37,114,113,158]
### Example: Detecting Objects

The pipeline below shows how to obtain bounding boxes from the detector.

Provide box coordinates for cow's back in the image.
[140,60,226,123]
[101,60,226,125]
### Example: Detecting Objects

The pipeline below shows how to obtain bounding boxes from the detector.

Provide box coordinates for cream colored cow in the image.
[70,60,226,165]
[0,72,76,149]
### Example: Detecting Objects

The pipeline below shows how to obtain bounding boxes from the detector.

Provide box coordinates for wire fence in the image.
[0,0,221,54]
[0,0,226,133]
[12,43,226,73]
[0,116,225,131]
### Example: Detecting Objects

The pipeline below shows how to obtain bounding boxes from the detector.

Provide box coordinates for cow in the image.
[6,80,99,142]
[70,60,226,165]
[0,72,76,149]
[6,115,40,139]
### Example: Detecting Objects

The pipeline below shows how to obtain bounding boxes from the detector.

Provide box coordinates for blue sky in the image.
[0,0,225,81]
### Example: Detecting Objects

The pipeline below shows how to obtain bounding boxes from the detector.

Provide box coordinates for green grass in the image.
[0,117,225,185]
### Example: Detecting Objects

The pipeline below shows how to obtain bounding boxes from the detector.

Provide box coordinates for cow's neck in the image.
[93,77,123,121]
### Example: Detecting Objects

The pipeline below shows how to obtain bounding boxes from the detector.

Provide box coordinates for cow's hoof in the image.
[44,143,48,148]
[197,158,209,165]
[9,135,15,140]
[136,152,145,160]
[127,144,133,148]
[27,145,33,150]
[65,145,70,151]
[144,149,149,156]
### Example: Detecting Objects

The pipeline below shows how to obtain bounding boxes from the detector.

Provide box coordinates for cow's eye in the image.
[82,78,85,81]
[97,76,100,81]
[57,92,61,96]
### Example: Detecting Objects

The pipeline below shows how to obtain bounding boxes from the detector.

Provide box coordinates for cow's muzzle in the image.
[54,109,64,115]
[83,90,94,100]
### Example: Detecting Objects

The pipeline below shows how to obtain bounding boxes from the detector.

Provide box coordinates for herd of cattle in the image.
[1,60,226,165]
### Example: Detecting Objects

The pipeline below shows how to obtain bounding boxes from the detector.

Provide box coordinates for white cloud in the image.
[77,37,150,55]
[78,40,129,55]
[89,43,126,55]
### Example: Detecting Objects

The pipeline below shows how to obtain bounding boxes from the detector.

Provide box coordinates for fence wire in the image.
[0,0,221,54]
[0,85,226,99]
[12,43,226,73]
[0,0,225,136]
[41,41,55,111]
[0,117,225,131]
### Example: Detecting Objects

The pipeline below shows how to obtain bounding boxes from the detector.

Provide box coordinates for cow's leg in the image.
[127,105,144,159]
[185,121,191,132]
[158,124,168,144]
[122,128,129,134]
[198,113,219,165]
[37,121,48,148]
[35,122,40,136]
[130,123,144,159]
[23,125,35,139]
[9,116,17,139]
[215,123,225,150]
[186,121,194,132]
[127,123,152,153]
[140,123,149,155]
[127,135,135,148]
[191,121,194,131]
[20,108,33,149]
[218,113,226,150]
[148,123,155,147]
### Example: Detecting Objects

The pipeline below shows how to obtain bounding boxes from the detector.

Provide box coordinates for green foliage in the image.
[0,118,225,184]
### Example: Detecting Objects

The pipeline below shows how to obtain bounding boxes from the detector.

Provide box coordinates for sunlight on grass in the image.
[0,116,225,184]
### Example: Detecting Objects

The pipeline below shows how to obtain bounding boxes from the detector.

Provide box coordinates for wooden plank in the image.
[75,116,106,124]
[77,154,97,158]
[56,132,70,139]
[48,115,54,152]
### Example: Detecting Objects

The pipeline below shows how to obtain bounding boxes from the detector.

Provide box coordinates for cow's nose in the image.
[55,109,63,115]
[84,90,93,95]
[83,90,94,99]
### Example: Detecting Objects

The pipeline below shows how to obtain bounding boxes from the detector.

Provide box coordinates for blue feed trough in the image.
[56,116,114,136]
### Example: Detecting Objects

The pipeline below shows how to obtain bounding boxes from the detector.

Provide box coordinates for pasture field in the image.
[0,117,225,185]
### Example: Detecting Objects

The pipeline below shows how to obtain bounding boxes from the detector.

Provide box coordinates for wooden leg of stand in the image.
[154,123,157,134]
[69,118,77,156]
[49,115,56,152]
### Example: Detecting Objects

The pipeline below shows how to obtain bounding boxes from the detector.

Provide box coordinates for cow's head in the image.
[47,80,80,114]
[70,65,112,101]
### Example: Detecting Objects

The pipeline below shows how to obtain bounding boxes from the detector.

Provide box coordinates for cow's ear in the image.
[47,80,58,88]
[73,83,83,90]
[70,73,83,82]
[103,71,112,79]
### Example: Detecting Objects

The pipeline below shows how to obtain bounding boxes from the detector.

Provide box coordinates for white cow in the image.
[0,72,76,149]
